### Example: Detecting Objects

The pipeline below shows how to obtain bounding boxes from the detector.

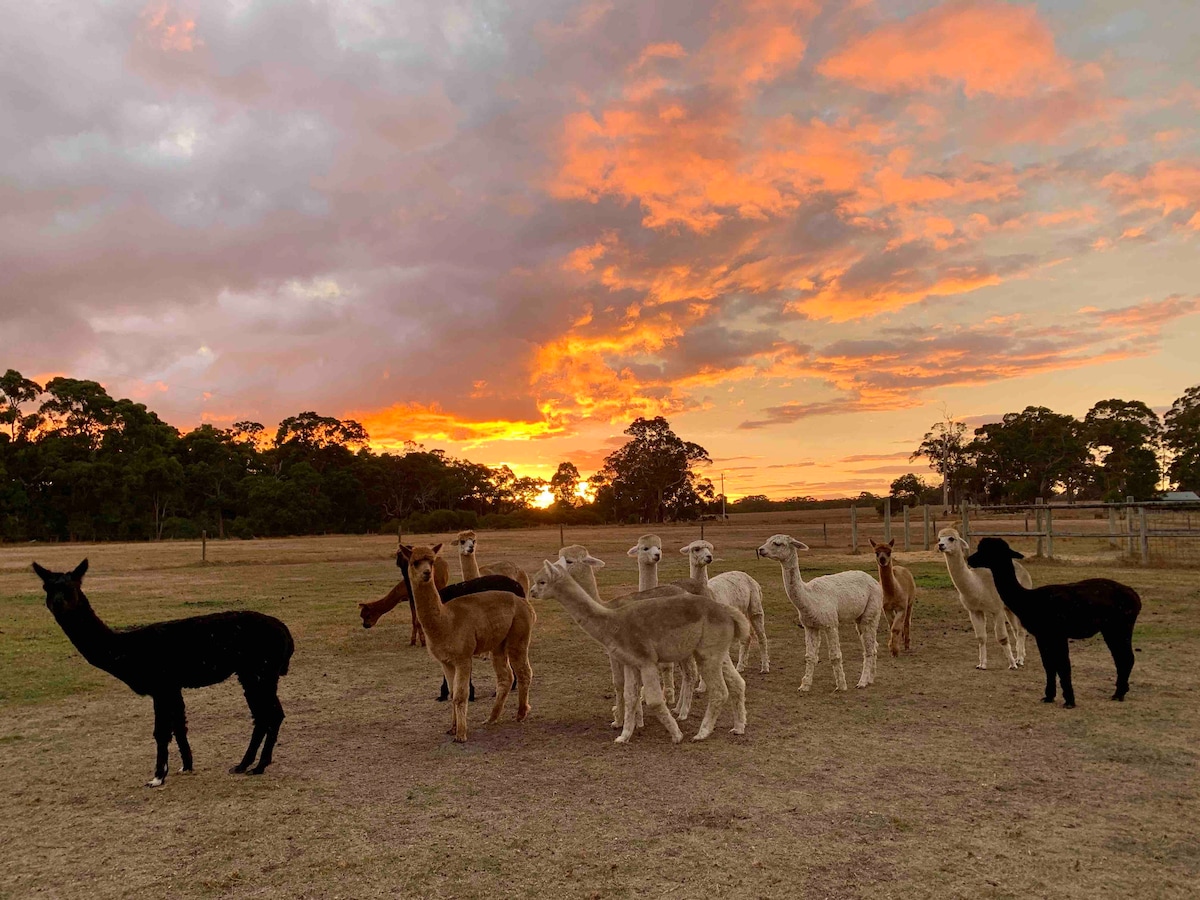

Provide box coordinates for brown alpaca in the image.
[401,544,534,743]
[358,552,450,644]
[453,529,531,595]
[870,538,916,657]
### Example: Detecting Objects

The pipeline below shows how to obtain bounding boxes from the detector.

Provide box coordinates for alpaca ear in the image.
[868,538,878,548]
[584,554,605,568]
[1010,548,1025,560]
[397,544,413,562]
[887,538,895,548]
[430,543,443,556]
[627,545,639,557]
[71,559,88,582]
[789,538,809,551]
[680,545,691,554]
[32,562,51,583]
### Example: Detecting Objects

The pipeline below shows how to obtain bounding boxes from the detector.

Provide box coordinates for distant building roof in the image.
[1159,491,1200,501]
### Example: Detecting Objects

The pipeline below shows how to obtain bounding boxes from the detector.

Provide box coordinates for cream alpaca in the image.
[454,530,530,595]
[530,557,747,744]
[936,528,1029,669]
[756,534,881,691]
[401,544,534,743]
[680,540,769,674]
[869,538,916,657]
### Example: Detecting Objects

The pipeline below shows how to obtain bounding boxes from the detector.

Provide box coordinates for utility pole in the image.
[721,472,726,519]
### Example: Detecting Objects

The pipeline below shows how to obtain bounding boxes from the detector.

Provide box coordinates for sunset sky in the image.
[2,1,1198,498]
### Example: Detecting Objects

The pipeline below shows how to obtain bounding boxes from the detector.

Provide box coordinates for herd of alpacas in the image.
[32,526,1142,786]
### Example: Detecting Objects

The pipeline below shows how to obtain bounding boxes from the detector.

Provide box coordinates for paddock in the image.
[2,519,1197,898]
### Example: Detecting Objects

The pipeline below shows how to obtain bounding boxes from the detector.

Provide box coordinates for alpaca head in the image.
[679,539,714,569]
[33,559,89,614]
[627,534,662,566]
[529,556,573,600]
[756,534,807,563]
[966,537,1023,573]
[869,537,896,568]
[403,544,444,584]
[454,530,478,556]
[935,527,969,556]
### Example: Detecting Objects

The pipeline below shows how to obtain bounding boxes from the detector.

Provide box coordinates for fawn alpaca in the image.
[869,538,916,656]
[453,530,530,595]
[34,560,293,786]
[400,544,534,743]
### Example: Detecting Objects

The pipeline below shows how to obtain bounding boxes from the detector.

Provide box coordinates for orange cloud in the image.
[818,1,1079,98]
[138,2,199,53]
[1103,160,1200,228]
[355,402,565,450]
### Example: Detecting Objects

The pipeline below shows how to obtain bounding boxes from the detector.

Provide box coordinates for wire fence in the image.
[961,500,1200,567]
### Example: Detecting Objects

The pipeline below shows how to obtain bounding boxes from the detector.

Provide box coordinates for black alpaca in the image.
[966,538,1141,708]
[34,560,294,786]
[395,547,524,702]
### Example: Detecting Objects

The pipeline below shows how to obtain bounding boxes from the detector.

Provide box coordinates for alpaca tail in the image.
[747,577,764,620]
[730,608,751,649]
[279,627,296,677]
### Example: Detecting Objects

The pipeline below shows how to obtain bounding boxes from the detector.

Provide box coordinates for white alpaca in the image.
[936,528,1029,669]
[756,534,881,691]
[530,557,748,743]
[627,534,676,706]
[453,530,530,594]
[680,540,769,674]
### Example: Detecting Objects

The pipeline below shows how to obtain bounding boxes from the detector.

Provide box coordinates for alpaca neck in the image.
[412,576,448,643]
[877,562,899,598]
[688,559,710,587]
[780,555,814,612]
[638,562,658,592]
[550,577,618,646]
[986,558,1030,609]
[460,552,481,581]
[53,595,121,674]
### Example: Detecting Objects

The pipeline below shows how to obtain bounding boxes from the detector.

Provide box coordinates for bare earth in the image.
[1,517,1197,899]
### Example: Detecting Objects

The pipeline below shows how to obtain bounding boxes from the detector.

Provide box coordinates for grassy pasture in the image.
[1,516,1198,898]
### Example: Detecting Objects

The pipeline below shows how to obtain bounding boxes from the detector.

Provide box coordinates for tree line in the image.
[909,391,1200,507]
[0,370,720,541]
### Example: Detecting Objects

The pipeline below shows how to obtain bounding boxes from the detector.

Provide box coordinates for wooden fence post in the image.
[851,505,858,554]
[201,529,207,563]
[1035,498,1045,557]
[1046,505,1054,559]
[559,523,564,547]
[962,505,970,547]
[902,505,910,552]
[823,521,828,546]
[1139,506,1149,565]
[883,497,892,542]
[1126,496,1135,556]
[1108,506,1118,548]
[923,505,931,551]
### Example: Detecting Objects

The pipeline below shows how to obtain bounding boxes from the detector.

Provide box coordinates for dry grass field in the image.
[2,514,1198,898]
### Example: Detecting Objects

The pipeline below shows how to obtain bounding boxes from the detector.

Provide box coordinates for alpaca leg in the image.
[735,635,750,673]
[752,613,769,673]
[232,681,269,774]
[610,655,626,728]
[616,665,640,743]
[722,654,747,735]
[169,692,193,773]
[511,645,533,722]
[440,663,458,734]
[148,693,175,787]
[640,665,684,744]
[826,628,848,691]
[1034,636,1057,704]
[1102,624,1135,701]
[452,662,472,742]
[692,657,729,741]
[634,669,645,728]
[968,610,988,669]
[903,599,913,652]
[1053,638,1076,709]
[250,688,285,775]
[1007,610,1026,665]
[994,613,1018,669]
[799,626,819,692]
[676,657,698,720]
[409,599,419,646]
[660,663,676,706]
[887,613,904,658]
[856,619,878,687]
[487,651,514,724]
[437,676,450,702]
